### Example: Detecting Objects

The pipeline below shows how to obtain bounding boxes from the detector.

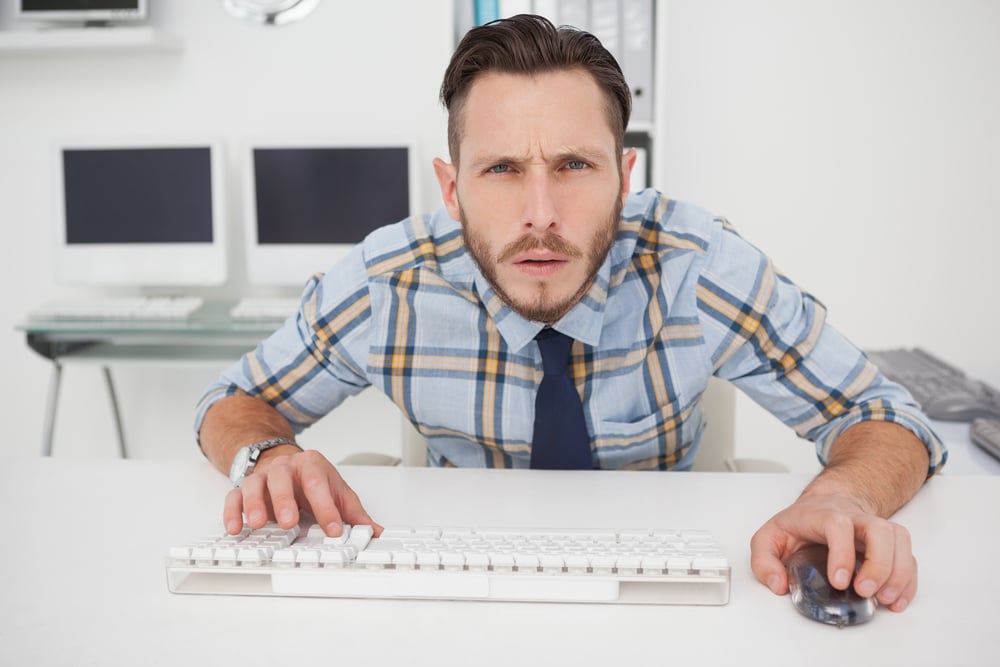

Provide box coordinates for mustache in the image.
[496,233,584,264]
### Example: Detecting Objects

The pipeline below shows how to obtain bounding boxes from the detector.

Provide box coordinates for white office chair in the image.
[689,378,789,472]
[339,378,787,472]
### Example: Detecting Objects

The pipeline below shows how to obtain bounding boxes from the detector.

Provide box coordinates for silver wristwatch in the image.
[228,437,297,488]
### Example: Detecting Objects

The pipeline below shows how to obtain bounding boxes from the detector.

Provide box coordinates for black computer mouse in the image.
[786,544,876,627]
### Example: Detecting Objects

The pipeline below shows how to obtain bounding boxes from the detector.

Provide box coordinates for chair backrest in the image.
[400,376,738,471]
[401,416,428,467]
[690,377,737,472]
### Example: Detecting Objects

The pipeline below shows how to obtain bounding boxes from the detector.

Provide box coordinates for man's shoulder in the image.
[361,207,470,279]
[620,190,726,257]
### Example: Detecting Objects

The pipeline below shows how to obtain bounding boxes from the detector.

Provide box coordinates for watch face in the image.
[229,447,252,486]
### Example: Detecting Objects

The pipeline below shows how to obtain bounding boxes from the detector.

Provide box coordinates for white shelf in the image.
[0,27,182,54]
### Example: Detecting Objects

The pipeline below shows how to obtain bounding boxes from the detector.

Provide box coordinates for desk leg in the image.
[41,362,63,456]
[102,366,128,459]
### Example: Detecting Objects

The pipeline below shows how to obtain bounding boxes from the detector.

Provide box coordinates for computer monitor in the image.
[53,140,227,286]
[243,142,418,286]
[17,0,147,25]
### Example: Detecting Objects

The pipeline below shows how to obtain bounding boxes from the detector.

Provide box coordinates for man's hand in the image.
[198,395,383,538]
[750,493,916,612]
[223,447,383,538]
[749,420,931,614]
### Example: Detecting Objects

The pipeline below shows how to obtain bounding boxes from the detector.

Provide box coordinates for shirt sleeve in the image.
[193,244,374,439]
[696,220,947,476]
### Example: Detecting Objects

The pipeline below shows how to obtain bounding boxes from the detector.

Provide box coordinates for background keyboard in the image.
[971,418,1000,462]
[866,347,1000,421]
[31,296,204,321]
[229,297,301,321]
[166,523,731,605]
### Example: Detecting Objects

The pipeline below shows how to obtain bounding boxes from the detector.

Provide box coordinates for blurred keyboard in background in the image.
[229,297,300,322]
[30,296,204,321]
[866,347,1000,421]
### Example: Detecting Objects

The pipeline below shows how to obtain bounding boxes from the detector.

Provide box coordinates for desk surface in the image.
[0,458,995,666]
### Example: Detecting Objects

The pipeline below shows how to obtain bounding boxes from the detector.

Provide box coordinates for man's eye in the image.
[488,164,510,174]
[566,160,588,170]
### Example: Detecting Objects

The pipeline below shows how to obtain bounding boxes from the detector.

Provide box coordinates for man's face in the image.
[434,69,634,324]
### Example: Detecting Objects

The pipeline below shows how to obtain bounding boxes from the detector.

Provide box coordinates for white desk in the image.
[0,458,995,666]
[17,302,274,456]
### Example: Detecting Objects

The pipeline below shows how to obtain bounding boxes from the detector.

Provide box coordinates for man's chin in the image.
[507,298,577,324]
[496,281,586,324]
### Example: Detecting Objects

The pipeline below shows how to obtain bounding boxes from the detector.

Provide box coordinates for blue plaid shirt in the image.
[195,190,946,472]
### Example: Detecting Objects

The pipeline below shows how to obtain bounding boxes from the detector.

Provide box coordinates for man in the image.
[196,15,944,613]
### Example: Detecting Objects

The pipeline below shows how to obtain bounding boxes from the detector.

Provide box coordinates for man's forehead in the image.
[457,70,617,162]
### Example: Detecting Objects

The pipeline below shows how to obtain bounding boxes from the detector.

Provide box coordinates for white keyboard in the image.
[31,296,204,321]
[166,522,731,605]
[229,297,301,321]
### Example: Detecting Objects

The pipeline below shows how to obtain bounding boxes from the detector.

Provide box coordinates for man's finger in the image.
[335,480,383,537]
[240,471,271,529]
[297,464,344,536]
[223,487,245,534]
[749,527,791,595]
[887,556,918,612]
[265,461,301,529]
[822,513,859,590]
[873,525,915,607]
[852,518,896,598]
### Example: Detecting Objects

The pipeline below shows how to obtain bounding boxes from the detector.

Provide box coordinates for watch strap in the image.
[230,437,301,488]
[246,437,299,455]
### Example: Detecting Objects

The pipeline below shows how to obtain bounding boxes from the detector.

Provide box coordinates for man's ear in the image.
[620,148,638,204]
[433,157,461,221]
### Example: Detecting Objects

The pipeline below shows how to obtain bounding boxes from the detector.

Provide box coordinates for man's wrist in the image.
[228,438,303,487]
[799,469,879,516]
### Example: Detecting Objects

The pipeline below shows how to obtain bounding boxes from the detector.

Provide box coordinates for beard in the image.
[460,196,622,324]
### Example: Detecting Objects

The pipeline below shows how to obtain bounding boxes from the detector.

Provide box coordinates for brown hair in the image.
[440,14,631,163]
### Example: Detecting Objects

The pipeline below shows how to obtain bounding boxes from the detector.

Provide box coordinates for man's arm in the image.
[750,420,930,612]
[200,395,381,538]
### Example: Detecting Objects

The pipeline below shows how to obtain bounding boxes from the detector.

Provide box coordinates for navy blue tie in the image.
[530,329,593,469]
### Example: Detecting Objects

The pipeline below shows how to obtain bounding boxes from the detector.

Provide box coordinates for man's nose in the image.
[521,172,560,233]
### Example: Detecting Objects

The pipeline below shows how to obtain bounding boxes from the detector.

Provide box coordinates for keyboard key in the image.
[356,551,392,568]
[320,549,352,567]
[237,548,265,566]
[346,525,374,551]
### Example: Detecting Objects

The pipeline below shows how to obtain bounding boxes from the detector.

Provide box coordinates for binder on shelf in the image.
[454,0,475,41]
[456,0,655,125]
[589,0,621,64]
[532,0,560,24]
[557,0,588,30]
[499,0,533,17]
[620,0,654,124]
[474,0,500,25]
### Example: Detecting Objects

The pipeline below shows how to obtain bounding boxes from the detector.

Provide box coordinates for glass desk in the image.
[17,301,282,457]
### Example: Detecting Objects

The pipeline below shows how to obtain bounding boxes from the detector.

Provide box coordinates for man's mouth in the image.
[512,251,570,277]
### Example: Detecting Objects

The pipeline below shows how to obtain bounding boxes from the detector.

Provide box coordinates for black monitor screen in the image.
[253,147,409,245]
[22,1,140,10]
[63,147,214,244]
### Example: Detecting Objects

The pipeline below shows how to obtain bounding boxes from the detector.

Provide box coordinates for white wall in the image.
[656,0,1000,471]
[1,1,995,472]
[0,1,454,462]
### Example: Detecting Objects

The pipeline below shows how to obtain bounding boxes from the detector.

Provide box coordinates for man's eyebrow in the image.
[467,153,529,170]
[548,147,610,164]
[468,147,610,169]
